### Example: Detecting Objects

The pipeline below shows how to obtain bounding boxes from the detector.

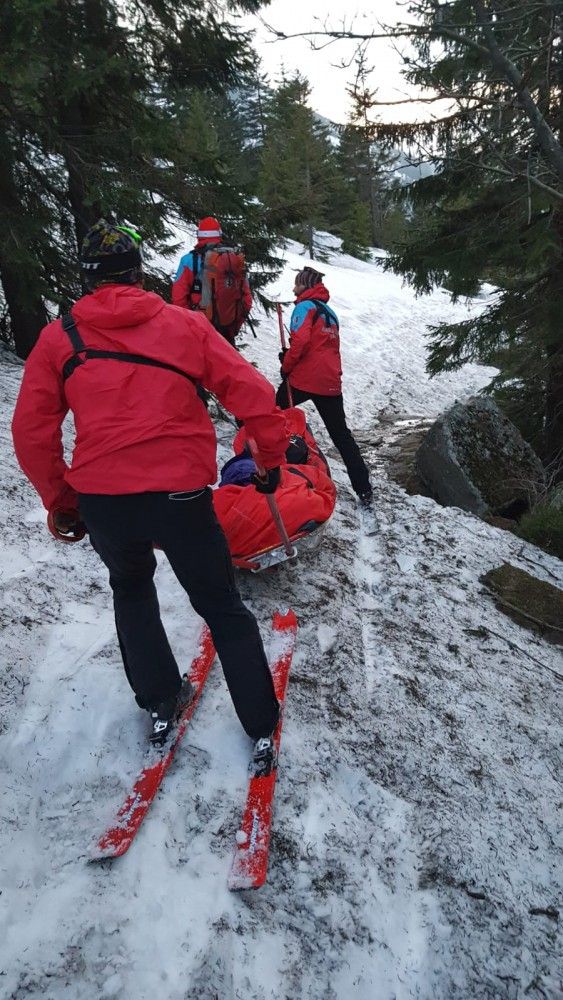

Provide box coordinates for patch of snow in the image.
[317,623,338,654]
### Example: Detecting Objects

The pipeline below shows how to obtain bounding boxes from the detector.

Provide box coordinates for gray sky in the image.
[241,1,429,125]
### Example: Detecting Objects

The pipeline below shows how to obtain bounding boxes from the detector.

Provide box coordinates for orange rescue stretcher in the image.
[213,407,336,572]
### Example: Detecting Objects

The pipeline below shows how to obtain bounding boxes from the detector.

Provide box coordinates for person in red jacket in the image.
[277,267,372,506]
[12,219,288,771]
[171,216,253,342]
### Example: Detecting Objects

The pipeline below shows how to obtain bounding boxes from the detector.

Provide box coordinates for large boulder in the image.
[416,396,545,516]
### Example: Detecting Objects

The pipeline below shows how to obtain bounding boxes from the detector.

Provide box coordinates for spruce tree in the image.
[0,0,277,358]
[339,51,399,249]
[286,2,563,471]
[373,0,563,473]
[259,74,336,258]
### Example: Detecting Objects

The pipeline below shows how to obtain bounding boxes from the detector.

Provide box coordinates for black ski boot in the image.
[251,736,278,777]
[357,487,373,509]
[149,674,195,746]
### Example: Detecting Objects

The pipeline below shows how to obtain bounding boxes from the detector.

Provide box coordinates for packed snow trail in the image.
[1,240,561,999]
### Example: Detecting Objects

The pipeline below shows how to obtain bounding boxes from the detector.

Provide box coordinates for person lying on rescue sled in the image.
[213,407,336,565]
[11,219,289,775]
[276,267,373,508]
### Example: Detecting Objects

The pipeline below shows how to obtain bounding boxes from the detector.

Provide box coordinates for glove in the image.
[252,467,281,495]
[278,349,287,363]
[47,507,87,543]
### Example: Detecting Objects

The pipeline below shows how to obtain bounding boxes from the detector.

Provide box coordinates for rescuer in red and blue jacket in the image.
[171,216,253,336]
[276,266,373,507]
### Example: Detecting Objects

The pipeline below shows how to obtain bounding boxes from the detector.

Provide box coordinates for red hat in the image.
[197,216,222,239]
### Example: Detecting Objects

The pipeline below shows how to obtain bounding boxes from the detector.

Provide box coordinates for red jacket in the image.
[12,285,289,513]
[171,238,253,316]
[281,284,342,396]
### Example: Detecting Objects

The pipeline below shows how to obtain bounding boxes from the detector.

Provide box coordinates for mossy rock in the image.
[481,563,563,640]
[416,396,545,516]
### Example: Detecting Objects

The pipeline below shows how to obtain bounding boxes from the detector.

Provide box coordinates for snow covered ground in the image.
[1,241,561,1000]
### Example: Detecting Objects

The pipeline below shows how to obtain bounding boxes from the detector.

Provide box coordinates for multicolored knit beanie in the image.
[294,266,325,289]
[80,219,143,288]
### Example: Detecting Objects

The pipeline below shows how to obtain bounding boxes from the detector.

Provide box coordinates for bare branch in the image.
[478,161,563,201]
[470,0,563,182]
[262,24,429,45]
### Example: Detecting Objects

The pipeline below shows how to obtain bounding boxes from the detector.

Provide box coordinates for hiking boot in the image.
[251,735,278,778]
[149,674,195,746]
[358,487,373,508]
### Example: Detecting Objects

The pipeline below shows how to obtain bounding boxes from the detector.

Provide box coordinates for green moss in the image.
[448,402,542,513]
[519,503,563,560]
[482,563,563,632]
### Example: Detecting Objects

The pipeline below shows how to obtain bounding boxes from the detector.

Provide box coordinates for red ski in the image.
[91,625,216,860]
[228,609,298,890]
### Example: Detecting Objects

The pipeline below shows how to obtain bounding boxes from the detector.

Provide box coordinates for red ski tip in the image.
[272,608,298,631]
[228,608,298,890]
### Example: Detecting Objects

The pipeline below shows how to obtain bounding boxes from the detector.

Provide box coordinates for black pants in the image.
[79,489,279,740]
[276,382,371,495]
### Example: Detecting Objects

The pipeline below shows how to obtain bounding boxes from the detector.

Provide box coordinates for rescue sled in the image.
[232,518,329,573]
[213,407,336,572]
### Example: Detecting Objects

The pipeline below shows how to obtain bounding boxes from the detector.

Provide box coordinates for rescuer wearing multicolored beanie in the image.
[12,217,289,770]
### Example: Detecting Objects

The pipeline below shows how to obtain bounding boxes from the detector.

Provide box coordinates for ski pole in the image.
[276,303,293,408]
[247,437,296,558]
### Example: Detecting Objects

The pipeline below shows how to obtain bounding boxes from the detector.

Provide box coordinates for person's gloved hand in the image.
[47,507,87,543]
[252,467,281,494]
[278,349,287,363]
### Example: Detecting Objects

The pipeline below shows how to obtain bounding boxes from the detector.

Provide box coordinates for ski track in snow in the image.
[1,240,562,1000]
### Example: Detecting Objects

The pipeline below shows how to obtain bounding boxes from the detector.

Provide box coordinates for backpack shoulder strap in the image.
[191,247,203,291]
[192,246,204,272]
[308,300,339,329]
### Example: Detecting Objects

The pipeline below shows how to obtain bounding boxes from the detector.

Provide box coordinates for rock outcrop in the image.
[416,396,545,516]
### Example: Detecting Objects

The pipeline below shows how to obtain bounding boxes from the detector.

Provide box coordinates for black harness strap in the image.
[61,312,197,386]
[191,247,204,298]
[62,312,85,350]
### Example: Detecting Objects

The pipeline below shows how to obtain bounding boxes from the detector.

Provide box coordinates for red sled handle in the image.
[247,437,295,559]
[276,304,293,408]
[276,303,287,351]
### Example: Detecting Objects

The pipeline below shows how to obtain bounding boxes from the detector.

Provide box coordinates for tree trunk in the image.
[57,0,105,252]
[305,160,314,257]
[544,339,563,481]
[546,8,563,482]
[0,141,48,358]
[59,91,102,251]
[0,257,48,359]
